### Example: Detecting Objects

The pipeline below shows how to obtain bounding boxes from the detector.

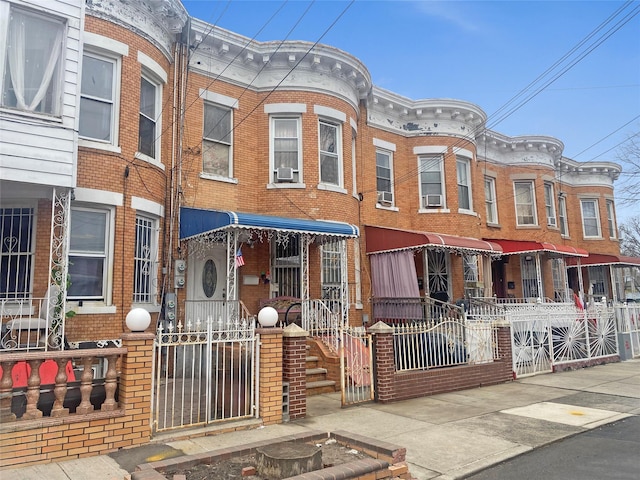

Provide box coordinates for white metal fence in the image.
[509,305,618,378]
[614,303,640,358]
[152,313,257,433]
[341,325,374,406]
[393,318,498,372]
[302,299,341,353]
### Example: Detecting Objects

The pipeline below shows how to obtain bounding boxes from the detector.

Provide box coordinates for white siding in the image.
[0,0,83,188]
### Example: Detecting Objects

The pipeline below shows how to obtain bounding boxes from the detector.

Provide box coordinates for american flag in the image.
[235,248,245,267]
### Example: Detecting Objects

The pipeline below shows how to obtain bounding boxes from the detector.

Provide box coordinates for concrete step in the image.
[306,379,337,396]
[306,367,328,383]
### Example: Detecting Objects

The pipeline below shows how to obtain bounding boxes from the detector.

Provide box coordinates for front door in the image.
[186,244,227,323]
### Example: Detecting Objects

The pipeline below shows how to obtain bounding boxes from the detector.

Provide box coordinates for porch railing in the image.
[614,303,640,358]
[371,297,465,325]
[184,300,253,329]
[303,299,341,352]
[1,294,61,352]
[0,348,126,422]
[393,318,498,372]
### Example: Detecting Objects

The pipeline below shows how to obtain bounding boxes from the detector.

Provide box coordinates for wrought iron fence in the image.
[613,303,640,358]
[372,297,465,325]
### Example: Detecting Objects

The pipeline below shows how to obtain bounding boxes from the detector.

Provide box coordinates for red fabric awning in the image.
[365,226,502,254]
[487,239,588,257]
[567,254,640,267]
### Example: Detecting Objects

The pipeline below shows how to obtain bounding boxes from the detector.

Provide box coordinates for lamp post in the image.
[257,306,279,328]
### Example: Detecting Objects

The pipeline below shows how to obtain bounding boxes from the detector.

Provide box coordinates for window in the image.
[580,199,601,238]
[138,75,160,160]
[319,120,341,186]
[420,155,444,208]
[558,195,569,236]
[588,266,607,298]
[2,6,64,115]
[484,176,497,224]
[456,157,472,211]
[272,237,300,298]
[0,207,34,300]
[463,254,484,298]
[376,150,393,204]
[133,215,157,304]
[321,239,342,300]
[606,200,617,239]
[68,207,110,300]
[79,53,116,142]
[544,183,557,227]
[203,103,232,177]
[551,258,568,301]
[514,181,537,226]
[272,117,301,183]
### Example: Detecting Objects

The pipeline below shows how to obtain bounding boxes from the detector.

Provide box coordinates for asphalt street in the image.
[464,415,640,480]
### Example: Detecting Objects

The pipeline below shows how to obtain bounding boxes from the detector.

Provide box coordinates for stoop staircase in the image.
[305,342,340,396]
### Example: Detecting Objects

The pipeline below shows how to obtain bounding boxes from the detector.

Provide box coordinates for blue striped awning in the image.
[180,207,359,240]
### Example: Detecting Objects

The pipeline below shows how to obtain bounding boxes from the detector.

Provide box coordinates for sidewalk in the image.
[3,359,639,480]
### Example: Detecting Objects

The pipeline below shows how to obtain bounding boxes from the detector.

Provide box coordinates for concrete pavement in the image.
[2,359,639,480]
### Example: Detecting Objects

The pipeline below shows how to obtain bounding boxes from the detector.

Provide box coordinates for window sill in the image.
[418,208,450,214]
[131,304,160,313]
[583,237,604,241]
[135,151,165,171]
[458,209,478,217]
[516,225,541,229]
[486,222,501,228]
[68,305,117,315]
[267,182,306,189]
[0,107,63,123]
[199,172,238,184]
[376,203,399,212]
[79,139,122,154]
[317,183,347,194]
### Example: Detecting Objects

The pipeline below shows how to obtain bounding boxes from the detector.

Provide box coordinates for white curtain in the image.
[7,10,62,113]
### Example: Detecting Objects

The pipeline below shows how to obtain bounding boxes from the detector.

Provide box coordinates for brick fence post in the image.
[369,321,395,404]
[256,327,283,425]
[282,324,308,420]
[119,332,155,446]
[495,322,513,364]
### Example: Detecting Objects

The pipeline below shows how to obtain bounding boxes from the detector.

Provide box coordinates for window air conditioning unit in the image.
[276,167,294,182]
[423,194,442,208]
[377,191,393,204]
[547,217,557,227]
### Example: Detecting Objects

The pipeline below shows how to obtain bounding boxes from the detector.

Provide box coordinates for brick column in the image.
[369,322,395,404]
[282,324,308,420]
[495,323,513,364]
[257,327,283,425]
[119,332,155,445]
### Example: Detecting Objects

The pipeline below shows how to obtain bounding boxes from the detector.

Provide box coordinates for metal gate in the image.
[510,306,618,378]
[152,314,257,433]
[340,326,374,406]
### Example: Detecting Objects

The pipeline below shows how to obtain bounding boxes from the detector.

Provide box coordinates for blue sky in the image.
[182,0,640,222]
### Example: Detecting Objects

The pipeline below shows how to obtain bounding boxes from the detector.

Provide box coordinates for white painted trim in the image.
[83,32,129,56]
[135,150,166,170]
[199,89,239,109]
[137,51,167,83]
[73,188,123,206]
[350,117,357,132]
[264,103,307,114]
[453,147,473,158]
[317,183,348,194]
[373,138,396,152]
[131,197,164,217]
[78,140,122,154]
[413,145,447,155]
[314,105,346,123]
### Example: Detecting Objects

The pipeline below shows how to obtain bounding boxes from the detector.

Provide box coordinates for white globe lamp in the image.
[126,308,151,332]
[257,306,279,328]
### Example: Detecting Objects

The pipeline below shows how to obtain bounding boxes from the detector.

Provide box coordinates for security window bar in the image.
[484,176,497,224]
[589,265,607,297]
[319,120,340,186]
[544,182,557,226]
[420,155,443,206]
[273,117,300,182]
[273,237,300,298]
[133,215,156,304]
[514,181,537,226]
[0,208,34,300]
[456,157,472,210]
[203,102,232,177]
[321,240,342,298]
[558,195,569,236]
[68,207,109,300]
[606,200,617,239]
[580,199,601,238]
[79,53,116,142]
[2,7,64,115]
[138,76,157,158]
